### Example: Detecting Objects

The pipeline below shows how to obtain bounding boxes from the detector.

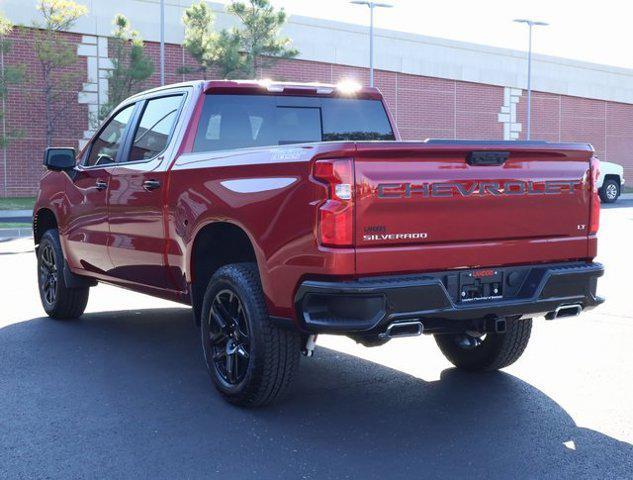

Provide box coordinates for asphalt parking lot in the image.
[1,200,632,479]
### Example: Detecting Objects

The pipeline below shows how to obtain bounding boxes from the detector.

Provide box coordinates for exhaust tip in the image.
[379,320,424,340]
[546,304,583,320]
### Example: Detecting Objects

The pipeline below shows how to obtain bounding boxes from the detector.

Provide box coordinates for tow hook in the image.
[456,334,482,349]
[302,334,317,357]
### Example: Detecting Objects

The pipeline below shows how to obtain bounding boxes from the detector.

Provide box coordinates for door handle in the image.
[95,180,107,191]
[142,179,161,191]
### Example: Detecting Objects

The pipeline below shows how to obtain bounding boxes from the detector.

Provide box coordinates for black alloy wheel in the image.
[37,229,90,319]
[208,289,251,386]
[200,263,301,406]
[39,242,58,307]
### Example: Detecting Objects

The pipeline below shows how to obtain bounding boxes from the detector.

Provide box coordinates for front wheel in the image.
[200,263,301,407]
[37,229,89,319]
[599,178,620,203]
[434,317,532,371]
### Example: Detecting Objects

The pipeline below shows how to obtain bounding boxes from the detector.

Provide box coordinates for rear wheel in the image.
[37,229,89,319]
[600,178,620,203]
[200,263,301,407]
[434,317,532,371]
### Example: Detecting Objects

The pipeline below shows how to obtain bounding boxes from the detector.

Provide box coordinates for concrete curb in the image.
[0,228,33,239]
[620,193,633,200]
[0,210,33,219]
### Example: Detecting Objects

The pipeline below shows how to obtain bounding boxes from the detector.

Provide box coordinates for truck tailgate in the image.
[354,141,594,274]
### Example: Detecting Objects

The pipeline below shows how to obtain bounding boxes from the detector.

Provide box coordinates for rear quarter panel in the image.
[166,143,357,318]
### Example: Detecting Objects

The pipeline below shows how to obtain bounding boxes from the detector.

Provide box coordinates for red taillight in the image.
[589,157,600,234]
[313,159,354,247]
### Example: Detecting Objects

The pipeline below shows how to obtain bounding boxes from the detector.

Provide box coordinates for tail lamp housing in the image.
[313,159,354,247]
[589,157,600,235]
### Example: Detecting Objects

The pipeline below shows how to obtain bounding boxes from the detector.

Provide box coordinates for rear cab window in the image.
[193,94,395,152]
[127,95,184,162]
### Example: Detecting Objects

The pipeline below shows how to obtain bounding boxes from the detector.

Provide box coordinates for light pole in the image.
[514,19,548,140]
[160,0,165,85]
[350,1,393,87]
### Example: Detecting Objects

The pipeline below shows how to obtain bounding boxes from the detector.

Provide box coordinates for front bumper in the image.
[294,261,604,334]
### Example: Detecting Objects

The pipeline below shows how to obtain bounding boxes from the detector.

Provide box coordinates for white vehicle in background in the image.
[597,161,625,203]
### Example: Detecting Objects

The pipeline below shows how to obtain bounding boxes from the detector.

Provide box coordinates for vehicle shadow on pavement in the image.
[1,308,631,480]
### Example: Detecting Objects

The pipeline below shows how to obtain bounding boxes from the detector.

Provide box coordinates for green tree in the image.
[181,0,245,79]
[227,0,298,78]
[33,0,88,147]
[98,14,154,121]
[181,0,215,77]
[0,14,25,149]
[181,0,298,80]
[209,28,248,78]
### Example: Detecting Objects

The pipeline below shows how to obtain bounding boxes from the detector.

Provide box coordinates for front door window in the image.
[85,105,135,167]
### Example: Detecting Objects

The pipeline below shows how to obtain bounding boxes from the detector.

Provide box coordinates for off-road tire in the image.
[434,318,532,371]
[37,229,89,319]
[200,263,301,407]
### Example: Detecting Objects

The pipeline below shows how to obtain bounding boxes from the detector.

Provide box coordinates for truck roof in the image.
[129,79,383,100]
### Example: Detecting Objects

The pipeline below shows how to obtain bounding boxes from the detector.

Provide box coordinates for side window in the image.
[127,95,183,162]
[85,105,134,167]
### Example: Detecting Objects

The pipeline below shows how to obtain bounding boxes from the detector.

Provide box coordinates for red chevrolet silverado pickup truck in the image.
[34,80,604,406]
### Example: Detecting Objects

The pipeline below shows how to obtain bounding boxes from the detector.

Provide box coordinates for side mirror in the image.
[43,147,76,171]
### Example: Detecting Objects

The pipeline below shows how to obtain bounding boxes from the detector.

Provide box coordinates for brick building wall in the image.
[2,29,88,198]
[1,27,632,198]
